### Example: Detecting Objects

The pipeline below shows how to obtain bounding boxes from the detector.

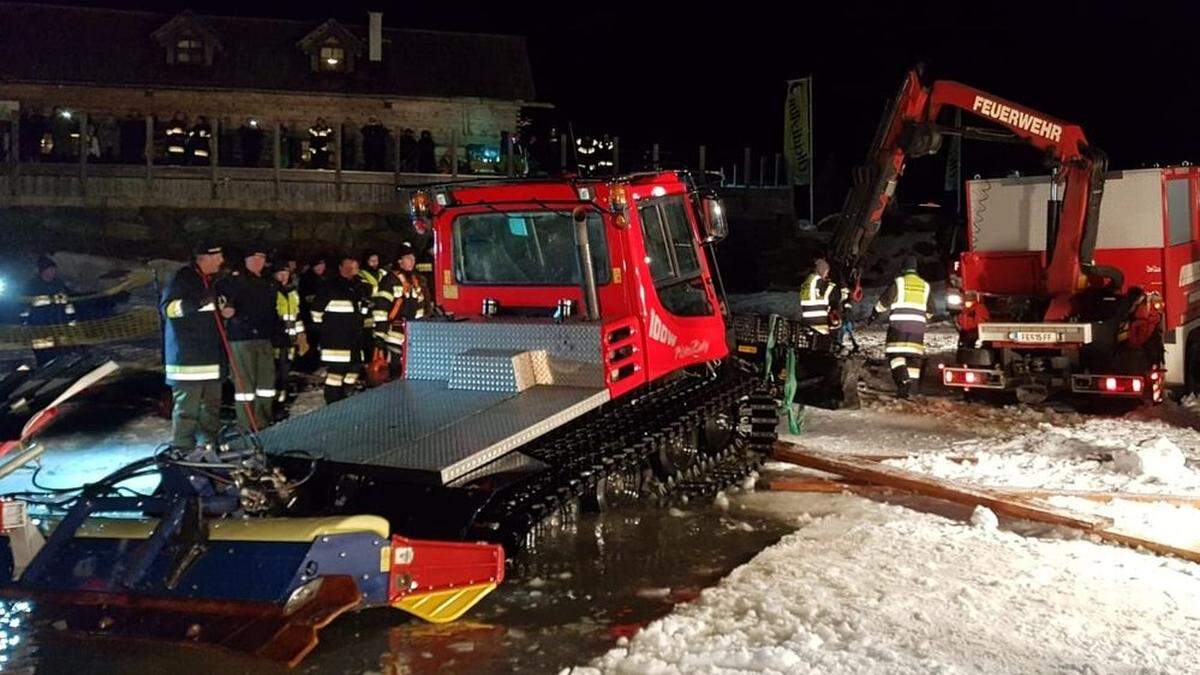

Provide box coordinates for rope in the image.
[201,270,259,434]
[0,307,160,349]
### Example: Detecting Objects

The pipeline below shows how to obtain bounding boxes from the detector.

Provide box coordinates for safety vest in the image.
[878,272,931,356]
[275,286,303,338]
[799,273,833,334]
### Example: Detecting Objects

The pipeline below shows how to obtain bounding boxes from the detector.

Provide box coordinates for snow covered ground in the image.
[572,317,1200,674]
[571,494,1200,675]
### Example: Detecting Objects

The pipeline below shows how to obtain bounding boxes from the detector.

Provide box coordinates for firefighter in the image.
[297,254,328,372]
[799,258,842,336]
[308,117,333,169]
[271,263,308,419]
[312,254,368,403]
[871,256,935,398]
[161,242,229,448]
[372,243,431,372]
[21,255,77,365]
[358,250,386,364]
[187,116,212,165]
[216,245,280,431]
[164,112,188,165]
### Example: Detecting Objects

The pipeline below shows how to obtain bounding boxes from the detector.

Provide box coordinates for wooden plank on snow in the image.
[772,442,1200,564]
[771,444,1113,530]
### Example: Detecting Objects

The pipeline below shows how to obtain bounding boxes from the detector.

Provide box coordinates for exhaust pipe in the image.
[572,206,601,321]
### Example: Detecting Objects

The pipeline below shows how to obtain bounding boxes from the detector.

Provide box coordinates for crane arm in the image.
[828,68,1106,306]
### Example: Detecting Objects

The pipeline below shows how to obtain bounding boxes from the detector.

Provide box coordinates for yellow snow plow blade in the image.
[392,582,498,623]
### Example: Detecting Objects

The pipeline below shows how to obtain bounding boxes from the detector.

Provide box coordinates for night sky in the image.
[29,0,1200,199]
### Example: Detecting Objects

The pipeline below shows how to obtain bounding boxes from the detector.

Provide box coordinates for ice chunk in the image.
[714,491,730,511]
[1112,437,1185,482]
[970,506,999,530]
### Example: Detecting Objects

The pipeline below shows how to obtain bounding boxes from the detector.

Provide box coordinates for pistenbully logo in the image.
[648,309,677,347]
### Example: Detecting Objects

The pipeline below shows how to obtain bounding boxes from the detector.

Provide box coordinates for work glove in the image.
[296,332,310,356]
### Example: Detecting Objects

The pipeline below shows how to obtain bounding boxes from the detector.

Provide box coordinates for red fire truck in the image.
[823,66,1170,405]
[946,167,1197,403]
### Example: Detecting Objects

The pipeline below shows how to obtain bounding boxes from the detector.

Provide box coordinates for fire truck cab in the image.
[946,166,1200,402]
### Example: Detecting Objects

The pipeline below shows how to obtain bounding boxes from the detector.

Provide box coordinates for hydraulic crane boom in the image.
[829,67,1108,318]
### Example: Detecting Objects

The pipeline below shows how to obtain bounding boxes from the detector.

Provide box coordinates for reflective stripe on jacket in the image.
[876,272,933,356]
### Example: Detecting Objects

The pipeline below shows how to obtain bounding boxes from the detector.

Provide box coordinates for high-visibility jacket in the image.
[875,272,934,356]
[312,275,369,365]
[357,267,386,330]
[21,276,76,351]
[165,118,187,156]
[160,264,222,383]
[799,272,836,335]
[275,283,304,340]
[372,270,430,347]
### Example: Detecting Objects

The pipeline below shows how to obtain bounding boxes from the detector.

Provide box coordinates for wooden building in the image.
[0,4,540,172]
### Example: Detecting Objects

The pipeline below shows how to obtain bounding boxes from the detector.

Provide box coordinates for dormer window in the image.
[319,43,346,72]
[298,19,363,74]
[153,11,221,66]
[176,37,205,64]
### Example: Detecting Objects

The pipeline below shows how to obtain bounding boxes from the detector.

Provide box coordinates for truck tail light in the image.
[942,367,1002,389]
[1073,374,1146,396]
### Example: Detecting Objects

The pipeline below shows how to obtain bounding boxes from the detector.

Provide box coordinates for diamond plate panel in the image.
[407,319,602,381]
[259,378,609,485]
[448,349,536,393]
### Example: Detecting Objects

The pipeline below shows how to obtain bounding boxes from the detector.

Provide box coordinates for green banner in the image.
[783,78,813,187]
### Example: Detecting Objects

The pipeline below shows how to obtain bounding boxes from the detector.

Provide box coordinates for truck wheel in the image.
[1187,338,1200,394]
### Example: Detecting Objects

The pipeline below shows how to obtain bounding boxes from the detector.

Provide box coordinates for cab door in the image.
[630,193,729,382]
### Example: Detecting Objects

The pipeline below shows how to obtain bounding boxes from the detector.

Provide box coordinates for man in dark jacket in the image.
[161,242,229,447]
[398,128,417,172]
[217,245,280,431]
[361,117,388,171]
[416,130,436,173]
[297,254,327,372]
[22,255,76,365]
[312,254,368,403]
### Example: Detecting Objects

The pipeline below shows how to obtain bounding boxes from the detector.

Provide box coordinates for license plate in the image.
[1015,331,1060,343]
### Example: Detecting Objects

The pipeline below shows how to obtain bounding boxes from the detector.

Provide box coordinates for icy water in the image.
[0,498,792,674]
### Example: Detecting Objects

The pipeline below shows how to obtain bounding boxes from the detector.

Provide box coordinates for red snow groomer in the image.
[829,66,1170,405]
[0,171,777,666]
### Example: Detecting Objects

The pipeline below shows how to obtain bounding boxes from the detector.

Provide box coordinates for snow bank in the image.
[888,417,1200,495]
[571,500,1200,674]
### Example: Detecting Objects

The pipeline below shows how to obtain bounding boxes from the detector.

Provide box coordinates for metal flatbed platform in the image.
[259,379,610,485]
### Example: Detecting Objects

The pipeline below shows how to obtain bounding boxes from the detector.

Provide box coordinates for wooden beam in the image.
[772,445,1200,564]
[772,445,1112,531]
[766,477,1200,508]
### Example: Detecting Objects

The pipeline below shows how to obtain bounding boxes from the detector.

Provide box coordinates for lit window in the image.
[319,45,346,72]
[176,37,204,64]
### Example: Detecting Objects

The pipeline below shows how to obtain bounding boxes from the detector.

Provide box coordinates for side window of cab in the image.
[637,196,713,317]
